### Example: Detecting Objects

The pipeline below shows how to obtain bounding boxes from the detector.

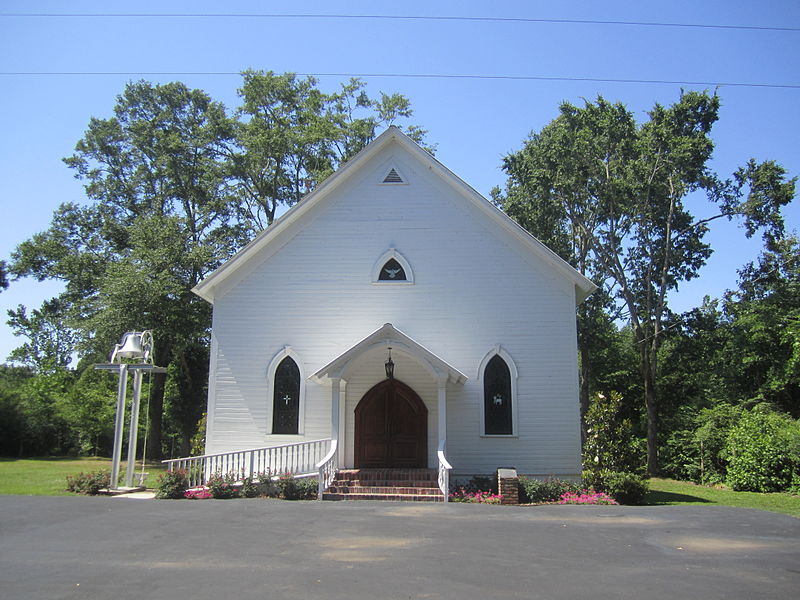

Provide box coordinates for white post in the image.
[437,376,447,446]
[110,364,128,489]
[437,376,449,502]
[330,377,341,444]
[124,368,143,488]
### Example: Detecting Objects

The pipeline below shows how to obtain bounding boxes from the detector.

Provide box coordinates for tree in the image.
[7,298,78,372]
[227,71,427,235]
[10,74,425,458]
[496,91,795,474]
[12,80,236,458]
[495,98,635,441]
[0,260,8,291]
[721,236,800,415]
[583,391,644,474]
[0,366,33,456]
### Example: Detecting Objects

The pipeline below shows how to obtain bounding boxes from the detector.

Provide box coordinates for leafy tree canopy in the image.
[496,90,796,474]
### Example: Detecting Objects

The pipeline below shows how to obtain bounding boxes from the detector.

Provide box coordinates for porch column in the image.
[330,377,341,444]
[437,376,447,447]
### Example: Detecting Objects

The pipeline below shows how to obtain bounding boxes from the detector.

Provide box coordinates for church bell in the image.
[111,332,146,362]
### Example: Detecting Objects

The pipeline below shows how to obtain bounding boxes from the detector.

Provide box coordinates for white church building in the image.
[184,127,595,499]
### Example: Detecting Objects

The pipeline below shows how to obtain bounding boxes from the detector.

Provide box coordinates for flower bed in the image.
[557,491,618,505]
[449,488,504,504]
[184,487,213,499]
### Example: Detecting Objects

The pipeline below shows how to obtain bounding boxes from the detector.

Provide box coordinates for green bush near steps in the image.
[155,469,189,499]
[583,470,650,505]
[65,470,111,495]
[518,477,581,503]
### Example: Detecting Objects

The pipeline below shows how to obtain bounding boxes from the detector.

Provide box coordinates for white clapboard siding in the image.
[203,135,584,477]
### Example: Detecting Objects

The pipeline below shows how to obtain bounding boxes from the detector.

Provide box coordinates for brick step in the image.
[327,485,442,495]
[322,468,444,501]
[334,469,437,482]
[323,492,444,502]
[330,479,437,488]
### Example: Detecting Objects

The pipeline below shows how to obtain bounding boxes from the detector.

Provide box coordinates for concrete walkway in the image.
[0,496,797,599]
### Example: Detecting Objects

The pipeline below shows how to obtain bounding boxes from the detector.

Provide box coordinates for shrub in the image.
[273,473,317,500]
[725,407,800,492]
[583,470,649,505]
[694,403,744,484]
[293,477,319,500]
[518,477,581,503]
[208,472,239,499]
[274,472,298,499]
[66,470,111,495]
[583,391,645,474]
[155,469,189,499]
[241,473,265,498]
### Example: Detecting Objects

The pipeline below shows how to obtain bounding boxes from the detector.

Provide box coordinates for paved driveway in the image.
[0,496,797,599]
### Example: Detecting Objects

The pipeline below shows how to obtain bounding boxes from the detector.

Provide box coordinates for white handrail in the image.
[162,439,331,487]
[437,440,452,502]
[316,440,339,500]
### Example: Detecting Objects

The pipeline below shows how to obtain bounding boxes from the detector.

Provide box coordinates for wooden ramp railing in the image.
[163,439,332,487]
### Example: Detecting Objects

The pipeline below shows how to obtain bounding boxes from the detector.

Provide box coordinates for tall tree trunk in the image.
[639,343,659,475]
[146,370,166,460]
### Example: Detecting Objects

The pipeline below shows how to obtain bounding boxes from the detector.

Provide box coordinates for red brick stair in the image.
[322,468,444,502]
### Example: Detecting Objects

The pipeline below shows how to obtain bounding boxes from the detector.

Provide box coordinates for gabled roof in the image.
[193,126,597,304]
[311,323,468,385]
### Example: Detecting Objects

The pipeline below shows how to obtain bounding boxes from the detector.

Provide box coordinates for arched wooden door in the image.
[354,379,428,468]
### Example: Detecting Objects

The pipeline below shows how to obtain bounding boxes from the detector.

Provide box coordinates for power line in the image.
[1,13,798,33]
[1,71,798,89]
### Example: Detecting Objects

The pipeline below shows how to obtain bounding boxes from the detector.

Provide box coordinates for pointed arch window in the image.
[379,258,407,281]
[267,348,305,435]
[372,249,414,284]
[479,348,518,436]
[272,357,300,434]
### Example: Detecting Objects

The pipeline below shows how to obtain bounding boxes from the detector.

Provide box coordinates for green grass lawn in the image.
[647,477,800,518]
[0,457,166,495]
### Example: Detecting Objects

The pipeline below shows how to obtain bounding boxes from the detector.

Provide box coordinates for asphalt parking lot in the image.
[0,496,797,599]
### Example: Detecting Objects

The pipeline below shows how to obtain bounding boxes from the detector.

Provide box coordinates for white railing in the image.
[163,439,331,487]
[315,440,339,500]
[437,440,452,502]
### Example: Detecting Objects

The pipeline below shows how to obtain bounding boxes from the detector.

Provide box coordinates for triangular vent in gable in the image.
[382,168,404,184]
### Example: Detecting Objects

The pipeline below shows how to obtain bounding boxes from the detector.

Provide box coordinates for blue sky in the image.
[1,1,798,364]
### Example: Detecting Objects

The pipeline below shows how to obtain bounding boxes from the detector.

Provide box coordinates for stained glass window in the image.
[378,258,407,281]
[272,357,300,434]
[484,355,512,435]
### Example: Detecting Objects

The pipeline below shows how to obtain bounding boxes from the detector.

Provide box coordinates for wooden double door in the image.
[354,379,428,468]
